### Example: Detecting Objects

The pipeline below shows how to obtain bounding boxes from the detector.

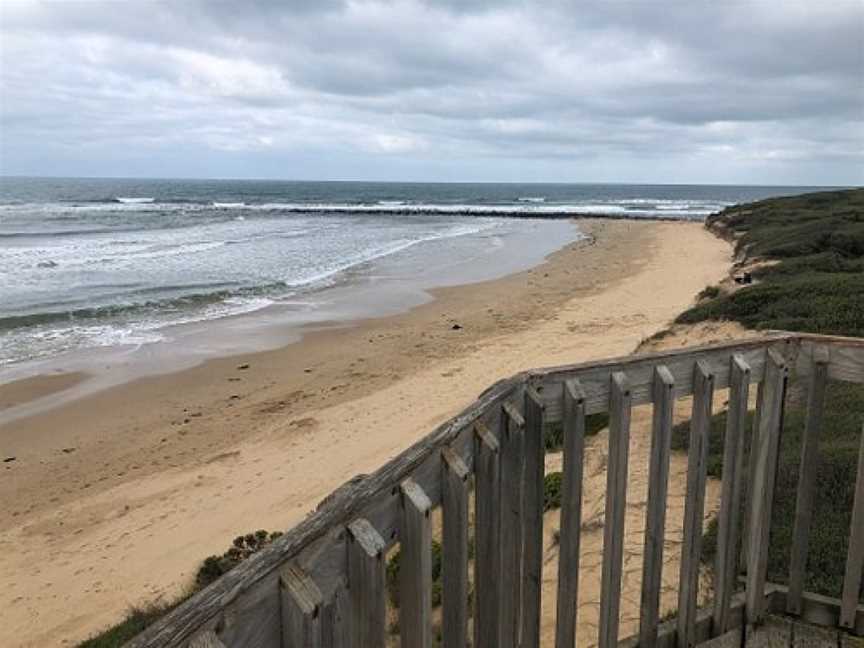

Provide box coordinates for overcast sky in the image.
[0,1,862,185]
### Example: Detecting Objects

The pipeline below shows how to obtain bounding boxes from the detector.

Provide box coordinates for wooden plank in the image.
[745,348,788,625]
[555,379,587,648]
[599,372,632,648]
[787,347,829,616]
[441,448,469,648]
[521,387,546,648]
[347,518,386,648]
[280,563,323,648]
[740,378,765,572]
[677,361,715,648]
[797,336,864,385]
[766,586,864,636]
[840,425,864,631]
[320,583,349,648]
[638,366,675,648]
[474,422,501,648]
[499,401,525,648]
[712,355,751,635]
[620,586,782,648]
[400,478,433,648]
[531,335,796,420]
[188,631,226,648]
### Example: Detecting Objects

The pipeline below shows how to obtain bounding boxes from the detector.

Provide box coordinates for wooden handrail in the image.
[126,333,864,648]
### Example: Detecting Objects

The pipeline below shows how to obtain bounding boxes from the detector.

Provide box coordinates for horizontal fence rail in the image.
[126,333,864,648]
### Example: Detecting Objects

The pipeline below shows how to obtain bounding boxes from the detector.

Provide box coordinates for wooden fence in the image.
[127,333,864,647]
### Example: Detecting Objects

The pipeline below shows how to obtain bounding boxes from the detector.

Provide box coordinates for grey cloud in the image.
[0,0,861,184]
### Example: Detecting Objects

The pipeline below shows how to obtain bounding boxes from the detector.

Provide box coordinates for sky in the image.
[0,0,862,185]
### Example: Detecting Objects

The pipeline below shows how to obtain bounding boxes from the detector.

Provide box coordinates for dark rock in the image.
[237,363,250,370]
[37,260,58,269]
[61,447,76,454]
[3,456,16,463]
[451,323,463,330]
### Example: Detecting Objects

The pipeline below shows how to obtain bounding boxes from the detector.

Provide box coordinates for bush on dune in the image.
[673,188,864,602]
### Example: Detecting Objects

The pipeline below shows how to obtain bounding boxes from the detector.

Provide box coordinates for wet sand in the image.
[0,219,731,646]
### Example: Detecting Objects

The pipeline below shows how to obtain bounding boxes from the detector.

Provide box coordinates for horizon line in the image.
[0,174,851,189]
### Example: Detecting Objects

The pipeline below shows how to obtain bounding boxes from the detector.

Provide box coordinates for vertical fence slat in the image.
[400,478,433,648]
[677,361,715,648]
[522,387,546,648]
[347,518,387,648]
[320,584,349,648]
[474,422,501,648]
[712,354,751,634]
[500,402,525,648]
[441,448,470,648]
[741,380,765,571]
[638,366,675,648]
[745,348,788,625]
[787,348,829,615]
[599,372,632,648]
[555,379,587,648]
[840,425,864,630]
[280,563,323,648]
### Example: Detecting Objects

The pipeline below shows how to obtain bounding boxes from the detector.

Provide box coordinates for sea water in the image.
[0,178,824,369]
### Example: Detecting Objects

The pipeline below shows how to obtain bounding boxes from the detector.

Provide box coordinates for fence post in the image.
[441,448,470,648]
[599,372,632,648]
[555,379,587,648]
[639,366,675,648]
[745,349,788,625]
[712,355,751,634]
[787,347,829,615]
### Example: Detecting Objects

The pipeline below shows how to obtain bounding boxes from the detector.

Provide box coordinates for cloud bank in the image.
[1,0,862,184]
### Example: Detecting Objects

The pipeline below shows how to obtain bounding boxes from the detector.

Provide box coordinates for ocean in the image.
[0,178,824,371]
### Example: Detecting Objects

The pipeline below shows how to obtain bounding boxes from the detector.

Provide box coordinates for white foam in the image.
[115,197,155,204]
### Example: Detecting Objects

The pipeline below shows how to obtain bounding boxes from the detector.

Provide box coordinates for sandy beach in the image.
[0,219,731,646]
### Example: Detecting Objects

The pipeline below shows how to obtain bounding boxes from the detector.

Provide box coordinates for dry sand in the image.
[0,219,731,646]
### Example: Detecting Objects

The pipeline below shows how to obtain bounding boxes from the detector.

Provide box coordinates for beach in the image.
[0,218,731,646]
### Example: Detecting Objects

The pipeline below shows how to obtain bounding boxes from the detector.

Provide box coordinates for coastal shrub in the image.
[196,530,283,589]
[544,413,610,451]
[544,471,563,511]
[697,285,720,301]
[77,530,283,647]
[385,539,443,608]
[77,601,182,648]
[674,380,864,599]
[679,188,864,337]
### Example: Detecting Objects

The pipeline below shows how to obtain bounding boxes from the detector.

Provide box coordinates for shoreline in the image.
[0,218,581,424]
[0,218,731,646]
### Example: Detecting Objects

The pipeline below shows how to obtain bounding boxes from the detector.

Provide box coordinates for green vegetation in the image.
[544,471,563,511]
[77,601,183,648]
[696,285,721,301]
[195,530,283,589]
[671,188,864,601]
[386,539,444,608]
[76,530,283,648]
[676,188,864,336]
[544,412,610,451]
[674,381,863,599]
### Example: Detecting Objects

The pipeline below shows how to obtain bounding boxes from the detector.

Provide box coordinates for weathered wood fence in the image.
[127,333,864,648]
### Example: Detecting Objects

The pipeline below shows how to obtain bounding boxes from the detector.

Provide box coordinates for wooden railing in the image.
[127,333,864,648]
